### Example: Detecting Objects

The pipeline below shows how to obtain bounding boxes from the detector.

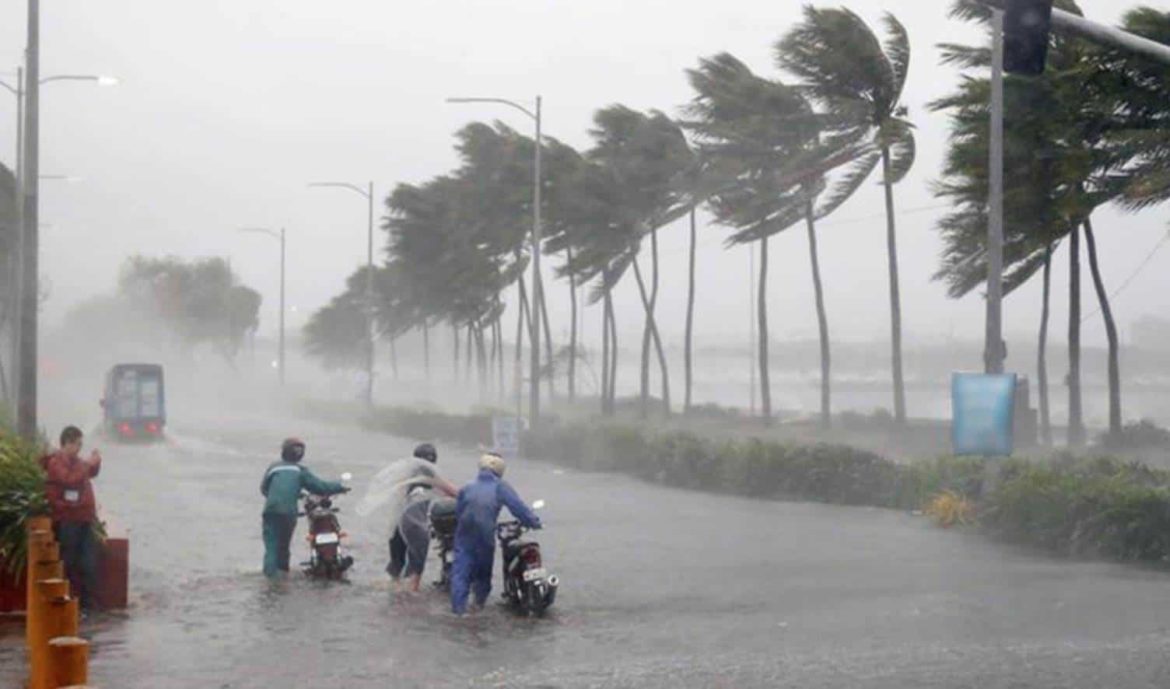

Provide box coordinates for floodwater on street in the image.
[4,407,1170,688]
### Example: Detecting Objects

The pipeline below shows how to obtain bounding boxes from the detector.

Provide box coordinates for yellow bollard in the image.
[26,535,62,682]
[26,534,58,620]
[47,637,89,689]
[26,516,53,535]
[30,579,71,689]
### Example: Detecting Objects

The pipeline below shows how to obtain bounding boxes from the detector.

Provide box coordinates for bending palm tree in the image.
[778,7,916,424]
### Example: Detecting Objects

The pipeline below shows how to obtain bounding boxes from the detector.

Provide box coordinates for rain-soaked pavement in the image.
[5,407,1170,688]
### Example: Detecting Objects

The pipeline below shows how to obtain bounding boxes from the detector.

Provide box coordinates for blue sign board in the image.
[952,373,1017,456]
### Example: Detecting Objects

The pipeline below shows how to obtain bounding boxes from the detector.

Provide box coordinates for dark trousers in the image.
[262,513,298,577]
[56,522,99,610]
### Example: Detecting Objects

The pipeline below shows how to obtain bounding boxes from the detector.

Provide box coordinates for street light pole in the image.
[279,227,286,385]
[308,181,376,407]
[239,227,286,385]
[445,95,544,429]
[985,9,1006,375]
[18,0,40,438]
[1,42,117,431]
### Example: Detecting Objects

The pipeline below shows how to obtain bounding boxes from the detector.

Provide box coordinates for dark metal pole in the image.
[8,66,24,409]
[365,181,375,407]
[529,96,542,429]
[17,0,40,438]
[279,228,286,386]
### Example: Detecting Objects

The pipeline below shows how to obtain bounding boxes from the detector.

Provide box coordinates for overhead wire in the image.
[1081,228,1170,323]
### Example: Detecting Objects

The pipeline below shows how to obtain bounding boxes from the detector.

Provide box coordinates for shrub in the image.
[0,429,48,577]
[346,404,1170,566]
[1098,420,1170,452]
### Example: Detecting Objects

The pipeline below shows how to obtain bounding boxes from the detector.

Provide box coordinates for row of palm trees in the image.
[307,5,914,427]
[306,2,1170,441]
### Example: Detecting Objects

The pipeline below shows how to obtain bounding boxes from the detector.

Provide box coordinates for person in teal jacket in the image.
[260,438,348,577]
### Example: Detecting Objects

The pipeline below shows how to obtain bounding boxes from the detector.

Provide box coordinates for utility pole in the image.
[985,9,1007,375]
[530,95,543,428]
[279,227,286,386]
[307,180,378,406]
[18,0,40,438]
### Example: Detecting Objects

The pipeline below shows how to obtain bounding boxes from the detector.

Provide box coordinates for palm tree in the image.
[934,0,1135,443]
[588,105,692,418]
[685,53,828,425]
[778,7,916,424]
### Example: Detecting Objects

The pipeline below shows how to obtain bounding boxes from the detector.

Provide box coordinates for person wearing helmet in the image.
[260,438,349,578]
[450,452,541,616]
[387,443,458,592]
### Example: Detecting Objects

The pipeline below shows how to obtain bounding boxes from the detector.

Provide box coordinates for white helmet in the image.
[479,452,506,477]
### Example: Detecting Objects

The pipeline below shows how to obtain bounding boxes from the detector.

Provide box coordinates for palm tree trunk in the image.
[632,256,671,417]
[1038,243,1053,446]
[639,229,662,418]
[476,322,488,396]
[567,246,578,404]
[452,322,460,384]
[422,321,431,382]
[605,282,619,415]
[1084,218,1122,437]
[684,206,698,415]
[495,317,505,402]
[602,286,611,415]
[515,277,529,413]
[880,146,907,424]
[1068,223,1085,447]
[389,335,399,380]
[538,280,556,401]
[805,199,831,428]
[465,324,474,383]
[758,234,772,425]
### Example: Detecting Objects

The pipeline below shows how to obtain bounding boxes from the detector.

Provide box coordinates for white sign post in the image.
[492,416,523,460]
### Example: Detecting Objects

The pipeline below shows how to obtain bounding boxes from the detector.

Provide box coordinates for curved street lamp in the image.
[308,181,376,406]
[238,227,287,385]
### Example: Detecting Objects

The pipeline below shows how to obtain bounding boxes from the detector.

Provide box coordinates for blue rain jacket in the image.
[454,469,541,556]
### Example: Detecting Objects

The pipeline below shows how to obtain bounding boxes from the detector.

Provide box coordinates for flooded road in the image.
[5,408,1170,687]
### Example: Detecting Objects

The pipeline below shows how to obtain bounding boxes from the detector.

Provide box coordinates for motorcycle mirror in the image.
[341,472,353,482]
[532,499,546,510]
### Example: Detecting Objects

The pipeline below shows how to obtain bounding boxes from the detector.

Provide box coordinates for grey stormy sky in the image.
[0,0,1166,361]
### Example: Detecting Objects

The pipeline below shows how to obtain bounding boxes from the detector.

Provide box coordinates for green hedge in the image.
[342,406,1170,565]
[982,456,1170,560]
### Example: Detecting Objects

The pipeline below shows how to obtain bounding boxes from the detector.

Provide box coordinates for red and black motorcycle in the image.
[300,474,354,580]
[497,500,558,617]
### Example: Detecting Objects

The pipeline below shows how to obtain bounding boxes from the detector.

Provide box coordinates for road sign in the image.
[492,416,523,459]
[952,373,1018,456]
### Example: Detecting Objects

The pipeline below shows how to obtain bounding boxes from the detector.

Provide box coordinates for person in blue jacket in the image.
[260,438,348,578]
[450,452,541,615]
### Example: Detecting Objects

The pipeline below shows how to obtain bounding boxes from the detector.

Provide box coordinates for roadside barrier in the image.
[25,518,94,689]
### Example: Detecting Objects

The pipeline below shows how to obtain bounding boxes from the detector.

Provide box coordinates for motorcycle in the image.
[429,497,458,590]
[498,499,558,617]
[300,473,354,580]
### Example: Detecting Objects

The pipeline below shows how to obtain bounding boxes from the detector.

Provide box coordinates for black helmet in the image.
[413,443,438,463]
[282,438,306,463]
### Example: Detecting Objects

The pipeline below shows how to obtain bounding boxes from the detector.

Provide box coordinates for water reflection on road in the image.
[3,411,1170,687]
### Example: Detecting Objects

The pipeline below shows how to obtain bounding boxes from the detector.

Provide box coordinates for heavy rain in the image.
[3,1,1170,687]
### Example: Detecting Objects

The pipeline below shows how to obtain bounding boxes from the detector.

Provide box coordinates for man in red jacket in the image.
[42,426,102,611]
